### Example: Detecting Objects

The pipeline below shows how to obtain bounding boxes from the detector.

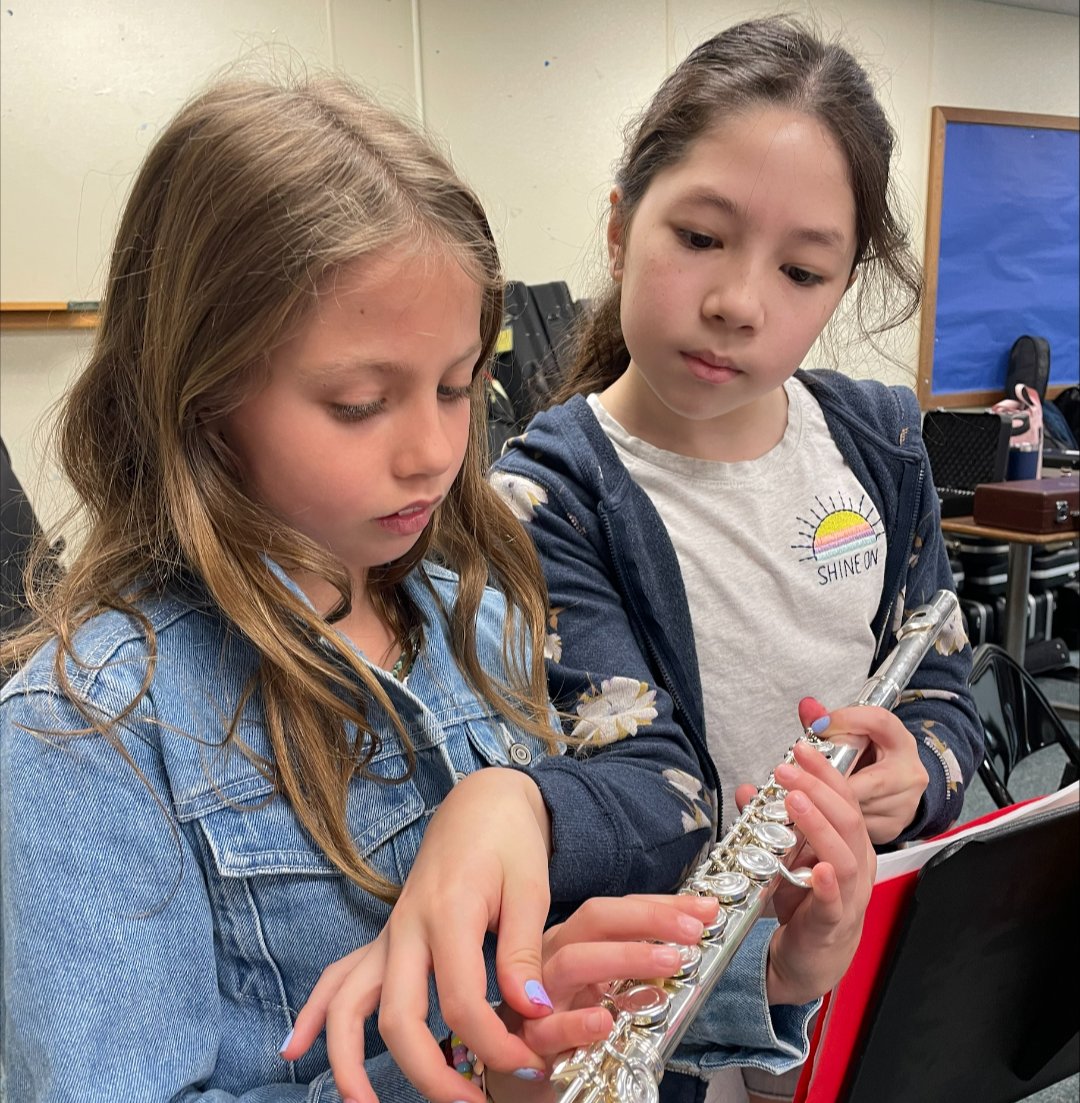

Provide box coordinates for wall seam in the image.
[665,0,673,71]
[325,0,336,69]
[411,0,426,125]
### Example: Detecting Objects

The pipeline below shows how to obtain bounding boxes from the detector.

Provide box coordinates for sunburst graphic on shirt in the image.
[792,493,884,562]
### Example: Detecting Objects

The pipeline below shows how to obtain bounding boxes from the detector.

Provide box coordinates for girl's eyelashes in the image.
[783,265,825,287]
[673,227,828,286]
[332,399,384,422]
[677,229,719,250]
[331,384,471,422]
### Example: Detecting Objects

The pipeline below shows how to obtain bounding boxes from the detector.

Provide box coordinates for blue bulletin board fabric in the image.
[934,122,1078,396]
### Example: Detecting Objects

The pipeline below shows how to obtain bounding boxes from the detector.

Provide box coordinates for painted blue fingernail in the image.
[514,1067,547,1081]
[278,1028,293,1055]
[810,715,831,735]
[524,978,554,1010]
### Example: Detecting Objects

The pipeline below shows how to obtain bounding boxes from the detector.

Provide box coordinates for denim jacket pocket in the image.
[191,780,424,878]
[182,758,426,1024]
[188,747,426,882]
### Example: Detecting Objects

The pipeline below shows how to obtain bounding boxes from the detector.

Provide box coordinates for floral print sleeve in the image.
[491,454,715,904]
[571,676,658,745]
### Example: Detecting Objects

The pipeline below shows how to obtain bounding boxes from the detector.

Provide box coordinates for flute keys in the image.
[702,909,728,941]
[669,943,702,980]
[650,941,703,979]
[777,864,815,890]
[736,845,780,881]
[759,799,792,824]
[698,870,751,905]
[751,821,798,854]
[613,984,671,1027]
[614,1062,661,1103]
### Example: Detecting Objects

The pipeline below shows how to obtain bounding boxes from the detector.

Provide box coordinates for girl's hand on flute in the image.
[485,894,721,1103]
[763,742,877,1008]
[284,767,556,1103]
[737,697,930,845]
[823,703,930,844]
[286,887,718,1103]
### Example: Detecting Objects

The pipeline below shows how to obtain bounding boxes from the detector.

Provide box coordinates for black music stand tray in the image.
[842,804,1079,1103]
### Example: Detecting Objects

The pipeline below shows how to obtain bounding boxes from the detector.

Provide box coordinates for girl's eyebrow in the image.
[305,342,483,380]
[676,187,849,252]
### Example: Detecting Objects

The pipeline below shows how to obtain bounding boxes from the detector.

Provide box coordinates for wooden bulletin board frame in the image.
[918,107,1079,409]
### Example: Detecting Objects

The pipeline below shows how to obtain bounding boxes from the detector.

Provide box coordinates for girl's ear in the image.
[606,187,625,282]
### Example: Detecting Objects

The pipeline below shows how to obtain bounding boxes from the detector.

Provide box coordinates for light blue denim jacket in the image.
[1,562,811,1101]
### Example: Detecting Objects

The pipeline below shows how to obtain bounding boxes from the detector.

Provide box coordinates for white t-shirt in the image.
[589,377,887,829]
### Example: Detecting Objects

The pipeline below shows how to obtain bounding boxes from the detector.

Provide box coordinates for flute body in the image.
[551,589,960,1103]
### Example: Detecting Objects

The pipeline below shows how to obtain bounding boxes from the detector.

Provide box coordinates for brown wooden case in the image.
[973,474,1080,534]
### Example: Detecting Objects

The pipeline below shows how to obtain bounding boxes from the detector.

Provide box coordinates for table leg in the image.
[1003,543,1033,663]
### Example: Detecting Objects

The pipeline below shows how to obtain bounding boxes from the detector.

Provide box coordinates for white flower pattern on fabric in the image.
[934,605,969,656]
[489,471,548,522]
[899,688,961,703]
[663,767,712,834]
[572,676,658,746]
[545,609,563,662]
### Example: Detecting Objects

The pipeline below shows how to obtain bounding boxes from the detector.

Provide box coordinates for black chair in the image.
[968,642,1080,807]
[487,281,582,457]
[1,439,66,633]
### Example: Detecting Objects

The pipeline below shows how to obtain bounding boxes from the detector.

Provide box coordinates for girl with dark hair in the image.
[493,16,981,1102]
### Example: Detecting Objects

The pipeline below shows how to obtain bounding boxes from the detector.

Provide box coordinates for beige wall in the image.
[2,0,1078,538]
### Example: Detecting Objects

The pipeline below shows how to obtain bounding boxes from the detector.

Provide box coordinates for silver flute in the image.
[551,589,960,1103]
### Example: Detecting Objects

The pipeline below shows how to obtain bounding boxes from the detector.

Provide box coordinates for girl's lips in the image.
[682,351,739,385]
[376,501,437,536]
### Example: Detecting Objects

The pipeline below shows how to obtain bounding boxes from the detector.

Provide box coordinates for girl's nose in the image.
[392,401,457,479]
[703,266,764,331]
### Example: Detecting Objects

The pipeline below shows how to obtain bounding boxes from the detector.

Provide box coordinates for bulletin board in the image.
[917,107,1079,409]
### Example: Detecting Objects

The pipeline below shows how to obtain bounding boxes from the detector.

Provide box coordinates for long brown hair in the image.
[554,14,923,403]
[2,75,555,902]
